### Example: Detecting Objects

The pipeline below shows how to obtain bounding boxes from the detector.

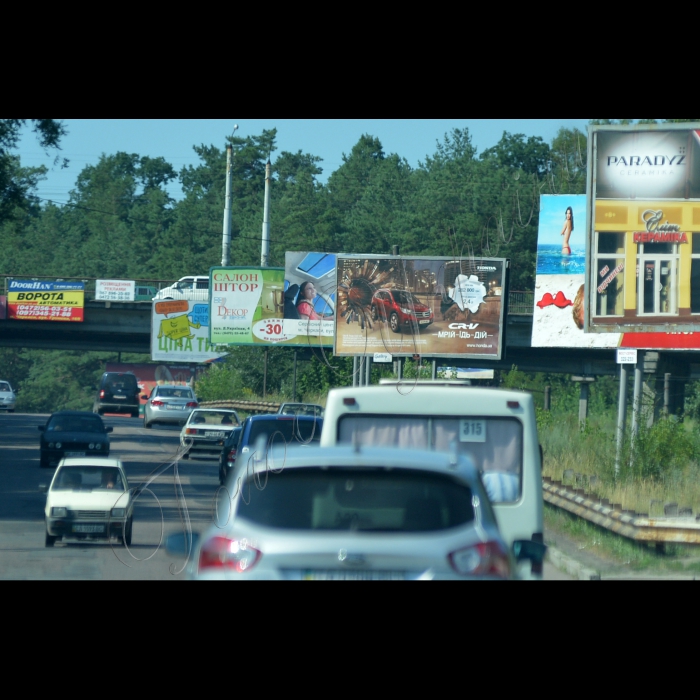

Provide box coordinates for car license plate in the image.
[73,524,105,534]
[205,431,224,438]
[65,452,85,457]
[167,405,184,410]
[113,395,126,399]
[303,571,405,581]
[419,320,431,324]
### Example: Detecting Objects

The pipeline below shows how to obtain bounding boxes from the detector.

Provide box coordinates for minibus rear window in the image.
[338,415,522,503]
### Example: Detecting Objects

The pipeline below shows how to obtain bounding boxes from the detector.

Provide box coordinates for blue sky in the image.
[17,119,591,203]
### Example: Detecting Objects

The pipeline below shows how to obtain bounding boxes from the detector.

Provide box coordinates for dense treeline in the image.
[1,119,697,411]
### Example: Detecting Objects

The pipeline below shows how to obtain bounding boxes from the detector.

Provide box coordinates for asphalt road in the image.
[0,412,571,580]
[0,412,221,580]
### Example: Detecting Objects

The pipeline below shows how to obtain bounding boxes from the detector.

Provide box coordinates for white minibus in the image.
[320,381,545,579]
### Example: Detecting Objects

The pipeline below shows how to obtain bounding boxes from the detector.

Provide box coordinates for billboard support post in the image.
[630,359,644,465]
[432,360,437,380]
[293,350,297,402]
[615,364,628,477]
[352,356,358,387]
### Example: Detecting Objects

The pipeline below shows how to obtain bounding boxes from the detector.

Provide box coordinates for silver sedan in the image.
[166,446,524,580]
[143,385,198,429]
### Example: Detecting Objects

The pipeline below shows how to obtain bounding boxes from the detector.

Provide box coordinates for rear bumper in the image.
[46,517,126,538]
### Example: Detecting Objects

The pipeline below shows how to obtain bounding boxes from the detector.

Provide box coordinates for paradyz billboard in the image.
[334,256,507,359]
[586,123,700,345]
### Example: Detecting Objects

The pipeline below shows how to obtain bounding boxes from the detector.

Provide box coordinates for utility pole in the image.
[261,159,271,267]
[261,158,271,398]
[221,126,237,266]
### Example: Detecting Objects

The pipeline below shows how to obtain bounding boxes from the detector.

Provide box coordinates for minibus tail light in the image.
[343,398,356,406]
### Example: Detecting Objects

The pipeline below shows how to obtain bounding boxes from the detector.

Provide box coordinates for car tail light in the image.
[185,428,198,435]
[151,400,164,407]
[227,448,237,462]
[186,401,198,409]
[100,390,105,399]
[448,542,511,579]
[198,536,262,573]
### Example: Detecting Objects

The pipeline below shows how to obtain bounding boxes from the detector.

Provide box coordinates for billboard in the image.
[7,280,84,322]
[209,265,334,348]
[96,279,135,302]
[334,256,507,359]
[586,123,700,345]
[151,298,225,363]
[532,195,619,348]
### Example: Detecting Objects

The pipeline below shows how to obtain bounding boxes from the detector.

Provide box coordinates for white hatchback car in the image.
[41,457,133,547]
[180,408,241,459]
[165,446,544,580]
[0,380,16,412]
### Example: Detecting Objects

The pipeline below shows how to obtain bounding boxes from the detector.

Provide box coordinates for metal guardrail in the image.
[543,477,700,545]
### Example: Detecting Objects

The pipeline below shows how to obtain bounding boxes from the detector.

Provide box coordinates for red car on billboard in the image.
[370,289,434,333]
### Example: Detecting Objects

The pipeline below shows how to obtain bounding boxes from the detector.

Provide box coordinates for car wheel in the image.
[389,312,401,333]
[131,410,139,418]
[45,530,56,547]
[219,466,225,485]
[144,419,151,429]
[182,451,189,460]
[123,518,133,547]
[370,305,378,322]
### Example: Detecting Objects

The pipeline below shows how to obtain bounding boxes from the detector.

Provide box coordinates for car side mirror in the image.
[39,483,48,493]
[513,540,547,565]
[165,531,200,556]
[106,426,114,433]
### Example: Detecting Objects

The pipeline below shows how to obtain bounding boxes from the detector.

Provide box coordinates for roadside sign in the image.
[373,353,393,363]
[96,280,135,302]
[617,348,637,365]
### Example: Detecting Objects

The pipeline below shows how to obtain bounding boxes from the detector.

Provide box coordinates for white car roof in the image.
[57,457,123,468]
[235,445,479,481]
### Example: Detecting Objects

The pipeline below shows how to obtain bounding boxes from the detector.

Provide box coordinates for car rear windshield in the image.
[236,468,474,532]
[105,374,137,391]
[157,388,194,399]
[247,418,322,447]
[53,466,124,492]
[47,416,106,433]
[190,411,238,426]
[337,415,522,504]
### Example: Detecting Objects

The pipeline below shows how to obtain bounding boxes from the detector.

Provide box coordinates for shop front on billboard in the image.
[590,201,700,328]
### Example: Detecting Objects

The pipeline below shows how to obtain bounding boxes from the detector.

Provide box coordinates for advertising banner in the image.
[7,280,84,322]
[105,362,195,409]
[586,123,700,345]
[151,298,225,363]
[209,265,334,348]
[532,195,619,349]
[96,279,135,302]
[334,256,507,359]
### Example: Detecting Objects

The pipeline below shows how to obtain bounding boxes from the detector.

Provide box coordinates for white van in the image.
[320,381,545,579]
[153,276,209,302]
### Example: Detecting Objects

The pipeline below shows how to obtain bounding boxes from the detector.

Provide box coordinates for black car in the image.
[220,414,323,485]
[93,372,141,418]
[39,411,113,469]
[218,426,243,485]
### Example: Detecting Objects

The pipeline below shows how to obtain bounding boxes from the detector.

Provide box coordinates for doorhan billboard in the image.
[209,265,334,348]
[7,280,85,322]
[334,256,507,359]
[587,123,700,337]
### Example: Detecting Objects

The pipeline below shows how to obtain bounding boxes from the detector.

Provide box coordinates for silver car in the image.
[166,446,528,580]
[180,408,241,459]
[143,384,198,429]
[0,381,16,413]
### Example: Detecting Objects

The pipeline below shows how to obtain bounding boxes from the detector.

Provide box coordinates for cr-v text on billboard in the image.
[334,255,507,359]
[586,123,700,347]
